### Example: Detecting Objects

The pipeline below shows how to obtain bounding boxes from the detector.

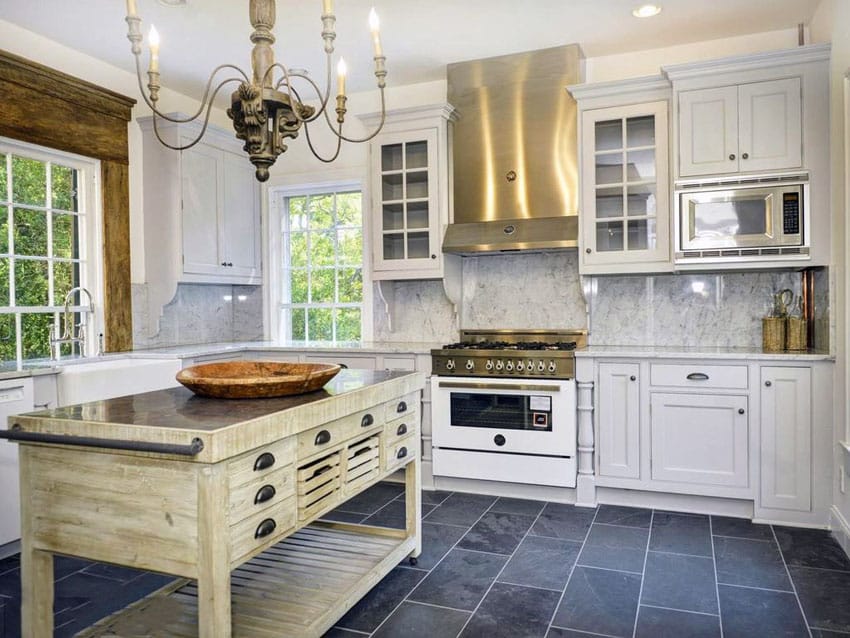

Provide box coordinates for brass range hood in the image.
[443,44,584,255]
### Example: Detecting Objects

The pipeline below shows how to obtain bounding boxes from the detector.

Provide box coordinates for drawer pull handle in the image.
[686,373,709,381]
[352,446,373,458]
[254,485,276,504]
[361,413,374,428]
[396,401,408,414]
[253,452,276,471]
[314,430,332,446]
[396,423,408,436]
[254,518,277,539]
[396,446,408,460]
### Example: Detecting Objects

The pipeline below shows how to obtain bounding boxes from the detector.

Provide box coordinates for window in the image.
[0,138,101,368]
[276,186,364,341]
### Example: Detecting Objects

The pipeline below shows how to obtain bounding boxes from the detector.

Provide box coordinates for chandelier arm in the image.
[302,120,344,164]
[268,64,328,124]
[150,77,245,150]
[326,89,388,143]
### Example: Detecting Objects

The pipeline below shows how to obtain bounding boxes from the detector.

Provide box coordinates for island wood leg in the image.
[19,446,53,638]
[405,439,422,560]
[197,464,232,638]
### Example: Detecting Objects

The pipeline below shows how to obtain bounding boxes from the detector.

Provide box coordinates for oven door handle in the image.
[437,381,561,392]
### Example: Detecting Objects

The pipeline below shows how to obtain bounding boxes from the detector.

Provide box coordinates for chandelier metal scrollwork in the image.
[124,0,387,181]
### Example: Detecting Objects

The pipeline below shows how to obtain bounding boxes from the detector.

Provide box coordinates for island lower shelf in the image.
[78,522,415,638]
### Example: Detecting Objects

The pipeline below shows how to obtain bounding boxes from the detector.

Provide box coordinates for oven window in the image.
[449,392,553,432]
[693,197,768,238]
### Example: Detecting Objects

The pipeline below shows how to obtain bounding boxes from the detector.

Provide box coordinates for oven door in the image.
[431,376,576,457]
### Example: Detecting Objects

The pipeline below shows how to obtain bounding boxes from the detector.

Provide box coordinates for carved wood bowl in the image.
[176,361,342,399]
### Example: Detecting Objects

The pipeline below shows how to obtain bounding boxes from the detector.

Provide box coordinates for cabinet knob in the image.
[227,262,233,267]
[729,153,736,160]
[431,254,437,259]
[630,375,636,381]
[738,408,745,415]
[494,434,506,446]
[221,261,227,266]
[742,152,749,159]
[585,248,592,254]
[765,380,772,387]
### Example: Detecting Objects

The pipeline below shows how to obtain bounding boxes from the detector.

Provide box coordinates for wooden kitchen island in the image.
[4,369,424,638]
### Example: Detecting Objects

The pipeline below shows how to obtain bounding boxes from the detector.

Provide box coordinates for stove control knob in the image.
[547,360,557,373]
[495,360,504,371]
[465,359,475,371]
[516,361,525,372]
[505,361,514,372]
[485,359,494,371]
[445,359,455,371]
[537,360,546,372]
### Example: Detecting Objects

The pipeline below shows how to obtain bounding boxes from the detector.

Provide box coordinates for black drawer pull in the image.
[254,518,277,539]
[254,485,276,504]
[396,447,408,460]
[686,373,709,381]
[396,401,408,414]
[314,430,332,446]
[396,423,408,436]
[361,413,374,428]
[253,452,276,471]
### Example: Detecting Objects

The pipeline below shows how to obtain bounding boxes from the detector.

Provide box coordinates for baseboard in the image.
[830,505,850,559]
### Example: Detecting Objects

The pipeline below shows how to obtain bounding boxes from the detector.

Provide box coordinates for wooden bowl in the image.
[175,361,342,399]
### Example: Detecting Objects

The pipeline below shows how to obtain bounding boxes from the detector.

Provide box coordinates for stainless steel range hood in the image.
[443,44,584,255]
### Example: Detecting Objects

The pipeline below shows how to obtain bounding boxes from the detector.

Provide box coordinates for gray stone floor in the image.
[2,482,850,637]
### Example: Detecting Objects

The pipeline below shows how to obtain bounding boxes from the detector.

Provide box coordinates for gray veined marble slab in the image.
[575,345,833,361]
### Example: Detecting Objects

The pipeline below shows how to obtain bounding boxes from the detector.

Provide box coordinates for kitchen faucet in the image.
[49,286,94,360]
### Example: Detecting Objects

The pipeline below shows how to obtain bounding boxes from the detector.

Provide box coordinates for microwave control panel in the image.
[782,192,801,235]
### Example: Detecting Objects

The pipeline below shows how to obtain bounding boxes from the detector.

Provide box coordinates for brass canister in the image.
[786,317,807,351]
[762,317,785,352]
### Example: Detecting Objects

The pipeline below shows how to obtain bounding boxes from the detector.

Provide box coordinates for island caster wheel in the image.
[409,556,418,566]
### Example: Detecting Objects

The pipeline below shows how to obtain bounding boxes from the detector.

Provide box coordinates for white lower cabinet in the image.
[759,366,812,511]
[650,392,749,488]
[0,377,34,548]
[597,363,640,479]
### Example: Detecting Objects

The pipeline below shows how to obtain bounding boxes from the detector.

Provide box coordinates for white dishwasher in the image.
[0,377,34,550]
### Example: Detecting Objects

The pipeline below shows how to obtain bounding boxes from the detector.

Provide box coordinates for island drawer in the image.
[383,433,417,473]
[343,434,381,496]
[229,466,295,522]
[228,438,295,487]
[384,414,417,446]
[384,392,418,422]
[650,364,748,389]
[297,450,343,522]
[230,494,297,566]
[297,407,383,462]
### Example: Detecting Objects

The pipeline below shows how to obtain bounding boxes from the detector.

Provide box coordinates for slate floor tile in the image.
[641,551,718,614]
[718,584,809,637]
[336,566,426,633]
[594,504,652,528]
[552,566,641,637]
[408,548,506,611]
[710,515,774,541]
[403,521,468,571]
[424,493,497,527]
[361,500,436,529]
[775,526,850,571]
[489,497,546,517]
[650,512,713,557]
[80,562,148,584]
[421,489,453,506]
[714,536,792,591]
[499,535,581,591]
[811,630,850,637]
[319,508,367,524]
[322,628,366,638]
[0,556,19,577]
[530,503,596,542]
[461,582,560,638]
[577,524,648,573]
[371,601,470,638]
[337,482,405,515]
[457,512,536,555]
[0,569,20,600]
[790,566,850,633]
[635,606,721,638]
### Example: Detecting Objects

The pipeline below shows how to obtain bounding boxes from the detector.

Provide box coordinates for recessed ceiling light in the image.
[632,4,662,18]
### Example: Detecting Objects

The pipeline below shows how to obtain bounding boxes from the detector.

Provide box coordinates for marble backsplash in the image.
[132,283,264,349]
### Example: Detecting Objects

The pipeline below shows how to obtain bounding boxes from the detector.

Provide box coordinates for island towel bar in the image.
[0,426,205,456]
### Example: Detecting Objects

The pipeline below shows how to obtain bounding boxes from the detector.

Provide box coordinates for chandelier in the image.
[124,0,387,181]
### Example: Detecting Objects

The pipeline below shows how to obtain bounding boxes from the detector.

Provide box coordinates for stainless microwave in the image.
[676,180,808,261]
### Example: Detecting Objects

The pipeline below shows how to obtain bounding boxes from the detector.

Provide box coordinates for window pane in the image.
[0,153,6,201]
[311,268,334,303]
[15,259,49,306]
[337,229,362,266]
[310,232,334,266]
[0,314,15,363]
[0,258,8,305]
[338,268,362,303]
[21,312,51,360]
[310,194,334,230]
[12,156,46,207]
[307,308,332,341]
[336,192,361,227]
[289,269,308,303]
[288,196,308,231]
[14,208,48,256]
[0,206,7,253]
[53,261,77,304]
[51,164,78,212]
[291,308,306,340]
[595,119,623,152]
[288,231,308,267]
[53,213,76,259]
[337,308,361,341]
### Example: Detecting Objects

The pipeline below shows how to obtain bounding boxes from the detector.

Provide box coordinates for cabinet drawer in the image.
[229,466,295,522]
[228,438,295,487]
[230,494,296,566]
[297,408,383,462]
[383,433,417,473]
[296,450,342,522]
[650,364,748,390]
[343,434,382,496]
[384,392,418,422]
[384,414,417,446]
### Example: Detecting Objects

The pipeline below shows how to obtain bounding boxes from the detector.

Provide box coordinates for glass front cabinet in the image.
[366,105,456,280]
[579,100,671,273]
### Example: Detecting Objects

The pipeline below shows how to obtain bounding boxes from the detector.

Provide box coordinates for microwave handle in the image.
[437,381,560,393]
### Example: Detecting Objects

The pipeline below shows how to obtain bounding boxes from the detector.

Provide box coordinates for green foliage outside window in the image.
[284,190,363,342]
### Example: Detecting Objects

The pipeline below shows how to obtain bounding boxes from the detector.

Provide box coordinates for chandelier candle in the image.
[124,0,388,181]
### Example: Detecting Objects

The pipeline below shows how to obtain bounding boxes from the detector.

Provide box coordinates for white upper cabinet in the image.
[678,78,801,177]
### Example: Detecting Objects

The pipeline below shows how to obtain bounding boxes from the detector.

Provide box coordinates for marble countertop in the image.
[575,345,834,361]
[129,340,442,359]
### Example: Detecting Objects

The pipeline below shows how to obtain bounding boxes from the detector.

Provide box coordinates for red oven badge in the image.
[532,412,549,428]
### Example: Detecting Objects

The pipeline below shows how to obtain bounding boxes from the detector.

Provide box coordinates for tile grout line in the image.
[630,508,654,638]
[639,602,720,618]
[770,524,814,638]
[544,505,601,636]
[709,515,725,638]
[451,500,549,637]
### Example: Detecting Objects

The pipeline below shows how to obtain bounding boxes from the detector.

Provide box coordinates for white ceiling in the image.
[0,0,823,97]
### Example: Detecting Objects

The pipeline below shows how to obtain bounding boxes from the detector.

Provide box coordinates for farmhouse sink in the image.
[56,357,182,406]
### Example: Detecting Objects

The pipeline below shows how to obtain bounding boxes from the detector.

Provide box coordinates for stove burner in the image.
[441,340,578,351]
